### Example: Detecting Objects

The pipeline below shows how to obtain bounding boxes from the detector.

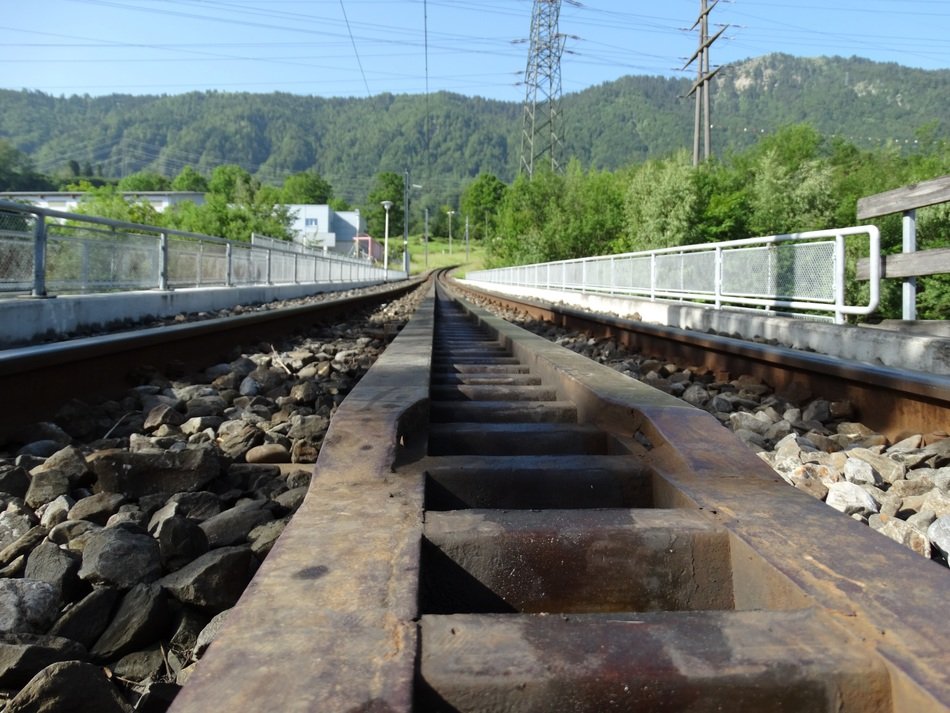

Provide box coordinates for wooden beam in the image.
[857,175,950,219]
[856,247,950,280]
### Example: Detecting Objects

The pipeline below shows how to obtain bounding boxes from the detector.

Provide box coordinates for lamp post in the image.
[447,210,456,255]
[380,200,393,274]
[403,170,422,275]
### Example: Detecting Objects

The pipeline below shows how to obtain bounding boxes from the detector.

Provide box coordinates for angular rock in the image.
[25,471,70,510]
[928,515,950,560]
[48,520,101,552]
[158,546,256,613]
[787,465,829,501]
[0,633,87,688]
[873,516,932,558]
[91,584,170,662]
[846,449,906,485]
[113,644,165,682]
[48,587,121,649]
[39,495,74,529]
[843,458,880,486]
[78,527,162,588]
[0,527,49,568]
[198,502,273,548]
[4,660,132,713]
[29,446,90,483]
[0,579,60,634]
[89,446,220,498]
[275,486,307,513]
[68,493,128,525]
[155,516,210,571]
[193,609,230,660]
[0,509,36,551]
[164,491,222,522]
[24,540,83,603]
[248,518,288,557]
[0,466,30,499]
[826,481,879,516]
[143,404,186,432]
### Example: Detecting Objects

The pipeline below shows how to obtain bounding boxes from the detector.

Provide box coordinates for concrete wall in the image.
[0,282,382,348]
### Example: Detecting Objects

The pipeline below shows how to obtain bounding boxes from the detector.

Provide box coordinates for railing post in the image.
[31,213,48,297]
[650,252,656,301]
[834,233,846,324]
[225,242,233,287]
[158,231,169,290]
[902,209,917,320]
[714,246,722,309]
[266,249,273,285]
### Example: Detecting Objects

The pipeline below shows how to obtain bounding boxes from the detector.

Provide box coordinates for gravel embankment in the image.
[0,286,426,712]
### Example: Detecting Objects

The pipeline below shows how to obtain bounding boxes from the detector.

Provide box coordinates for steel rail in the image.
[167,271,947,712]
[0,277,424,443]
[449,280,950,442]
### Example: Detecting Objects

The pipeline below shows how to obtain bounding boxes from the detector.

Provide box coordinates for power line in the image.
[339,0,372,97]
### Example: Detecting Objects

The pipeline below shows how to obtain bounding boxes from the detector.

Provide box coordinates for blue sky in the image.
[1,0,949,101]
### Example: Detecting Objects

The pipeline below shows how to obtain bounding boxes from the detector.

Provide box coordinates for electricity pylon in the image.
[520,0,567,177]
[683,0,726,165]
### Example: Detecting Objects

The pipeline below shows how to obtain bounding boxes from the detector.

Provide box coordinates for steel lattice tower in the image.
[519,0,565,177]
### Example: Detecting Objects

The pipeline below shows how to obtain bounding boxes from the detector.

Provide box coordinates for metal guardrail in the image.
[468,226,881,324]
[0,200,405,296]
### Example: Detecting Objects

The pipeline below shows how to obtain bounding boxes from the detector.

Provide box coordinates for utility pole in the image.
[683,0,726,166]
[520,0,570,177]
[424,208,429,269]
[465,215,470,261]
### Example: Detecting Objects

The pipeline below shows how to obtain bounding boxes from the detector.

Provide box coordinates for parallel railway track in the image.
[161,274,948,712]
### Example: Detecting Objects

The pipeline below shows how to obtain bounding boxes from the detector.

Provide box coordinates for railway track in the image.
[170,275,949,713]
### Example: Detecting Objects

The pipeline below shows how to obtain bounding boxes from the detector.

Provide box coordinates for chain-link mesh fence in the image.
[0,209,36,292]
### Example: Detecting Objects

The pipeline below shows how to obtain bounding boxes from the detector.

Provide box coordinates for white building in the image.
[285,204,366,257]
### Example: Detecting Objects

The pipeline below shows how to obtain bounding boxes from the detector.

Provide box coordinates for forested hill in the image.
[2,53,948,202]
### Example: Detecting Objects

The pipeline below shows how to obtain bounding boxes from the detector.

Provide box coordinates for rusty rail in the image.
[169,274,948,712]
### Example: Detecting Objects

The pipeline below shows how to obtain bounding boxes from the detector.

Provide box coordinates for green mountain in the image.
[2,54,948,204]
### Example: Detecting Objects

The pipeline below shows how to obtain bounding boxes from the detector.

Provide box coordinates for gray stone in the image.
[48,587,121,649]
[16,441,65,458]
[143,404,185,432]
[843,458,879,486]
[216,421,264,460]
[165,491,222,522]
[275,486,308,513]
[875,517,931,558]
[787,465,829,501]
[0,580,60,634]
[0,633,87,688]
[78,527,162,588]
[24,540,82,603]
[248,518,288,557]
[158,546,256,613]
[113,644,165,682]
[24,471,70,510]
[48,520,101,552]
[193,609,230,660]
[39,496,74,529]
[29,446,90,483]
[802,399,831,424]
[89,446,220,498]
[927,515,950,560]
[846,448,906,485]
[0,509,36,551]
[287,414,330,442]
[4,660,132,713]
[0,527,48,568]
[0,467,30,499]
[155,516,209,571]
[68,492,128,525]
[728,412,771,436]
[199,502,274,548]
[91,584,170,662]
[826,481,879,517]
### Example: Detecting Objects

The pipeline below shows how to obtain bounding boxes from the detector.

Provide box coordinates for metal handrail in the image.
[0,200,406,296]
[468,226,881,324]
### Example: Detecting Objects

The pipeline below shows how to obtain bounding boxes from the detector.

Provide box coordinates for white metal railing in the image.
[468,226,881,324]
[0,200,405,296]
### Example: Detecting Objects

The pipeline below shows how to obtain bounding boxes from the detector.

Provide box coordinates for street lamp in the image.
[380,200,393,273]
[403,170,422,275]
[447,210,456,255]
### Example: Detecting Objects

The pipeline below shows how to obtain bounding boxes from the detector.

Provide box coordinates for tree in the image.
[118,171,170,192]
[0,140,54,191]
[364,171,405,239]
[208,164,256,203]
[461,173,507,240]
[280,170,333,204]
[171,165,209,193]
